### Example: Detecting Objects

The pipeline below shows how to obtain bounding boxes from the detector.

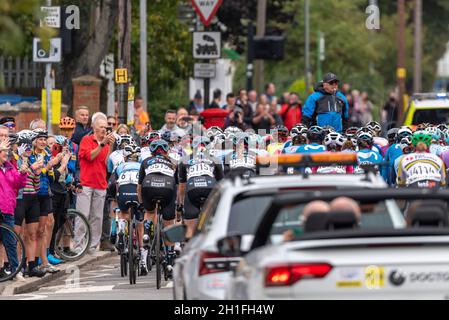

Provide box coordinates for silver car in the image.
[172,173,388,300]
[226,188,449,300]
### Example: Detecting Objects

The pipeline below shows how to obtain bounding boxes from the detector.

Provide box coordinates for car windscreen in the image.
[227,195,273,235]
[412,108,449,124]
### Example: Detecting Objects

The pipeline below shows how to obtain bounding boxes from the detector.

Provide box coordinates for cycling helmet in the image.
[366,121,381,135]
[117,134,133,149]
[425,126,442,141]
[307,126,324,142]
[396,127,413,142]
[356,131,373,146]
[169,131,182,143]
[387,128,399,142]
[437,123,448,132]
[272,125,289,138]
[324,132,345,148]
[206,126,223,139]
[54,135,67,146]
[411,131,432,147]
[356,127,371,135]
[213,133,226,147]
[291,126,308,137]
[345,127,359,137]
[32,128,48,140]
[149,139,169,155]
[443,130,449,144]
[161,131,172,143]
[191,136,211,149]
[322,125,336,136]
[123,144,141,158]
[8,133,18,145]
[59,117,76,129]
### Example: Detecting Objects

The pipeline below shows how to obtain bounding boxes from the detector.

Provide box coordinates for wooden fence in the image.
[0,56,45,90]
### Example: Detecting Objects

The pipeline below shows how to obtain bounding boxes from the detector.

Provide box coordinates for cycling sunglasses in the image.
[4,123,15,129]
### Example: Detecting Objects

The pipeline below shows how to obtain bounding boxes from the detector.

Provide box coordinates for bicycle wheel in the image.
[156,206,162,290]
[55,209,91,262]
[128,218,135,285]
[0,224,26,282]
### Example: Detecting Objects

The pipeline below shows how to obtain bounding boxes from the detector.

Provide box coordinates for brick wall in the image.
[72,75,102,115]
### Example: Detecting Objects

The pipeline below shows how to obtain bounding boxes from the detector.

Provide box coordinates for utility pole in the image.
[414,0,422,93]
[255,0,267,94]
[140,0,148,110]
[397,0,406,124]
[118,0,132,124]
[305,0,310,94]
[45,0,52,134]
[246,22,255,92]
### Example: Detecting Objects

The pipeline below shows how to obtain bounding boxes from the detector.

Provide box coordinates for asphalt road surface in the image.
[1,255,173,300]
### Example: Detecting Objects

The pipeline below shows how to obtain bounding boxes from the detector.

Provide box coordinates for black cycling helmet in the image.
[387,128,398,142]
[149,139,169,155]
[307,125,324,143]
[272,125,289,138]
[161,131,172,143]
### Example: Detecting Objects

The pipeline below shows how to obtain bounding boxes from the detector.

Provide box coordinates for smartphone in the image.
[106,127,113,134]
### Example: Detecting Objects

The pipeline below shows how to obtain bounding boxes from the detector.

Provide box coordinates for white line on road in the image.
[55,285,114,294]
[18,294,48,300]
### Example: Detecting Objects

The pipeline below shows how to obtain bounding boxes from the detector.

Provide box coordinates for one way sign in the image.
[191,0,223,26]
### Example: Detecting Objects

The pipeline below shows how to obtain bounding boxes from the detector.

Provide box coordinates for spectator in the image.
[224,106,248,131]
[159,110,186,137]
[208,89,222,109]
[75,115,115,253]
[269,98,284,126]
[0,117,16,133]
[265,83,276,104]
[341,83,351,95]
[236,89,254,128]
[358,92,374,126]
[176,107,192,133]
[278,92,290,106]
[30,118,46,130]
[252,103,277,134]
[248,90,258,113]
[382,91,399,130]
[302,72,350,133]
[350,90,362,127]
[278,92,302,131]
[188,90,204,114]
[223,93,237,112]
[133,96,150,134]
[107,116,118,131]
[71,106,91,146]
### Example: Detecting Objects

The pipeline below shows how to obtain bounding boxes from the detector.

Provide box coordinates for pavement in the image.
[0,249,116,296]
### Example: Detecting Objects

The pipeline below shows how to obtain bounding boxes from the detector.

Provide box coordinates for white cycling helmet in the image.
[324,132,345,147]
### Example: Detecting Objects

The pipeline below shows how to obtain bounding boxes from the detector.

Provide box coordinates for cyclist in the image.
[382,126,411,185]
[267,125,289,155]
[297,126,326,154]
[354,131,382,174]
[140,131,160,162]
[392,136,413,185]
[178,136,223,239]
[224,133,258,178]
[282,126,308,154]
[114,144,149,274]
[397,131,446,188]
[426,126,444,156]
[138,139,177,278]
[312,132,354,174]
[381,128,398,157]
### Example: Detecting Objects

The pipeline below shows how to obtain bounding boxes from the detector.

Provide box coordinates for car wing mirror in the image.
[163,224,187,243]
[216,234,243,257]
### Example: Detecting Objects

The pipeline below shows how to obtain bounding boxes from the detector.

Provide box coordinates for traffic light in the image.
[253,36,285,60]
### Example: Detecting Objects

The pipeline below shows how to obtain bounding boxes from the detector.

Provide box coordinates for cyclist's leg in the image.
[37,195,51,267]
[24,196,40,274]
[183,194,199,240]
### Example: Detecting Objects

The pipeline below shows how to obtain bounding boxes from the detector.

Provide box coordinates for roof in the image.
[412,99,449,108]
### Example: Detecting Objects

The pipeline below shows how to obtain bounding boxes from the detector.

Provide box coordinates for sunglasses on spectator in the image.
[327,80,339,85]
[4,123,15,128]
[108,122,116,126]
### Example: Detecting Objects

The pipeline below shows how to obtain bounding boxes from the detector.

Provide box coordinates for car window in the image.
[227,195,273,235]
[268,200,402,245]
[412,108,449,124]
[196,188,221,234]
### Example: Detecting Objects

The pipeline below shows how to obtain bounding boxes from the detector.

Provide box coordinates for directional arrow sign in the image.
[191,0,223,27]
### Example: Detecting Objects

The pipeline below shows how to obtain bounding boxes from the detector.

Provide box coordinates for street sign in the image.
[40,6,61,28]
[194,63,216,78]
[193,32,221,59]
[191,0,222,26]
[33,38,62,63]
[115,68,128,83]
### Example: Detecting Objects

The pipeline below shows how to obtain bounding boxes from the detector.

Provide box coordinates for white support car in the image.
[172,171,388,300]
[225,188,449,300]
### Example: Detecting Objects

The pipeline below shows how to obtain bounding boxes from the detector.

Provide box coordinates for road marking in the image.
[18,294,48,300]
[163,281,173,288]
[55,285,114,294]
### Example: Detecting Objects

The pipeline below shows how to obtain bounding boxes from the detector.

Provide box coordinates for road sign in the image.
[193,32,221,59]
[191,0,223,26]
[40,6,61,28]
[115,68,128,83]
[194,63,216,78]
[33,38,62,63]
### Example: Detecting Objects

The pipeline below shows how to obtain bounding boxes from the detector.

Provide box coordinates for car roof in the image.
[412,99,449,108]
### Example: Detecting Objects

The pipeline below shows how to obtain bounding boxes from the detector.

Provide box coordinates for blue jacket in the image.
[302,88,349,133]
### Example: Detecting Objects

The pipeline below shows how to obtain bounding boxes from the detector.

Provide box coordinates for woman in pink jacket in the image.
[0,138,28,277]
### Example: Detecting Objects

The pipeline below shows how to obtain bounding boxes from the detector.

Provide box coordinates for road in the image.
[0,255,173,300]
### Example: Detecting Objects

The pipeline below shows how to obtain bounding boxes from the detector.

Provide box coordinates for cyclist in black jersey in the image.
[178,136,223,239]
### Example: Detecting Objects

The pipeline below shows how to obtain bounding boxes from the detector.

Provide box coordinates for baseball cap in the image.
[323,72,339,83]
[0,117,15,124]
